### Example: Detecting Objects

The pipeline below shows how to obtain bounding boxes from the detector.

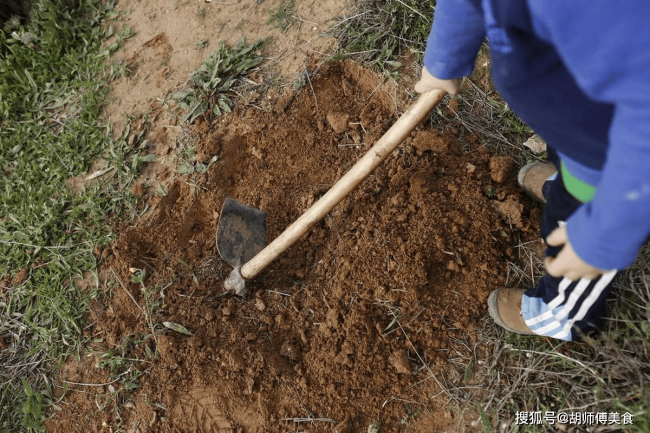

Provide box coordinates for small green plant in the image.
[172,38,265,123]
[20,379,46,432]
[94,359,144,430]
[292,69,307,90]
[477,404,494,433]
[270,76,283,92]
[197,39,208,51]
[128,268,162,338]
[196,7,207,19]
[105,24,134,53]
[267,0,298,32]
[118,25,133,44]
[400,404,422,425]
[174,135,219,176]
[156,184,167,197]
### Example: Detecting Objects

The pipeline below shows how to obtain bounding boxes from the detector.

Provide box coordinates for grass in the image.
[0,0,153,431]
[430,71,533,156]
[22,32,274,428]
[171,38,266,124]
[331,0,436,75]
[333,2,650,432]
[267,0,298,32]
[87,332,149,431]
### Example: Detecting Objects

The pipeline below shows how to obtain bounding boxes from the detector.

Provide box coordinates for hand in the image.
[544,225,608,281]
[414,67,462,95]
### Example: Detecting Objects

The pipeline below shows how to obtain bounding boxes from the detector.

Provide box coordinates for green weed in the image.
[170,129,219,178]
[104,24,134,54]
[267,0,298,32]
[92,341,146,431]
[478,404,494,433]
[172,38,266,124]
[129,268,163,337]
[20,379,46,432]
[292,69,308,90]
[155,184,168,197]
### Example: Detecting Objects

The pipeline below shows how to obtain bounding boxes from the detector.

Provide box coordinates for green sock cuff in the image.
[561,161,596,203]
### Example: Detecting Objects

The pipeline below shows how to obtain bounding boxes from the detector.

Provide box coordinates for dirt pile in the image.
[46,61,539,432]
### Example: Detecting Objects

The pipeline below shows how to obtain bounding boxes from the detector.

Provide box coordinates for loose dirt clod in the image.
[254,298,266,311]
[495,195,526,229]
[333,417,352,433]
[490,155,516,183]
[10,269,27,287]
[389,349,412,374]
[46,61,538,432]
[327,111,350,133]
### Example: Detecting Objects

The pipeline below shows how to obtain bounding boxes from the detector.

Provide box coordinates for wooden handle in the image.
[241,89,447,279]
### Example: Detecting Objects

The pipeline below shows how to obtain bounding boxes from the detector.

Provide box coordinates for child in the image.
[415,0,650,341]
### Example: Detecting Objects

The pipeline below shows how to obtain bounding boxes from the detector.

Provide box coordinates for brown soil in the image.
[45,60,539,432]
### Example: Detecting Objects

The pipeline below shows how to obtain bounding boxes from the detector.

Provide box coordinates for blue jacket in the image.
[424,0,650,270]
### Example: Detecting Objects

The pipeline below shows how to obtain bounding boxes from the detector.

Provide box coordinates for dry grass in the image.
[0,300,55,429]
[328,0,436,75]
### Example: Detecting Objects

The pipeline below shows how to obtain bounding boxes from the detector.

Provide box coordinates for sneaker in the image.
[517,162,557,203]
[487,288,536,335]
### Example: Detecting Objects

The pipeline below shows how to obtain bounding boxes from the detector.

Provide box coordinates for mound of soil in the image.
[46,61,539,432]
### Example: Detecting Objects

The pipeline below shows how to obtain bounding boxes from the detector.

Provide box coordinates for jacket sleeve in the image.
[423,0,485,79]
[529,0,650,270]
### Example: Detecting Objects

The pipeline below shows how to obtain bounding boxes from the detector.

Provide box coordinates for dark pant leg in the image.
[520,159,618,341]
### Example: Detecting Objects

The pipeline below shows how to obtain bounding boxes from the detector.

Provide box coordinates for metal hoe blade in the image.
[216,198,267,295]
